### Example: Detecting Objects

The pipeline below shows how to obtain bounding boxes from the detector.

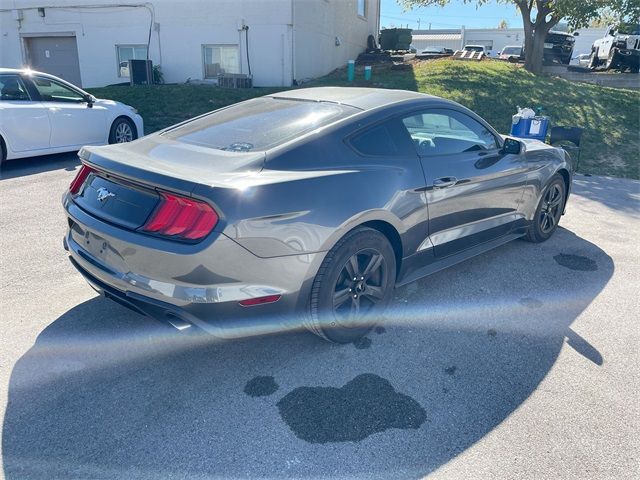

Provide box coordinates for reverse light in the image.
[69,164,95,194]
[141,192,218,241]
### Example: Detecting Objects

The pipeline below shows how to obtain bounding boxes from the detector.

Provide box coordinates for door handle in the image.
[433,177,458,188]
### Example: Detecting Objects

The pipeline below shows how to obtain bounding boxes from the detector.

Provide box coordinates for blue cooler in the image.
[510,116,549,142]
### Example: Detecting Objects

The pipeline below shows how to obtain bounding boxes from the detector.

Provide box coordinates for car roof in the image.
[0,67,58,78]
[0,68,29,75]
[269,87,435,111]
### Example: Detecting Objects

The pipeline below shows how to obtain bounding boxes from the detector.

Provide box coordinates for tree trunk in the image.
[525,30,547,74]
[517,1,558,75]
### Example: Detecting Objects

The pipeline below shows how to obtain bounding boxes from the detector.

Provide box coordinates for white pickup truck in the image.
[589,23,640,72]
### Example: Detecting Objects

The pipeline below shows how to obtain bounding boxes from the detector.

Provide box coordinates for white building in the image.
[412,26,605,56]
[0,0,381,87]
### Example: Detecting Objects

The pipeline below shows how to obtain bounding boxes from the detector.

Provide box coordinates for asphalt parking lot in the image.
[1,153,639,480]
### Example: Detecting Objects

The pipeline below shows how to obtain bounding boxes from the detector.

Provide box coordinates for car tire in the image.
[605,48,620,70]
[108,117,137,144]
[307,227,396,343]
[0,136,6,170]
[588,48,600,70]
[525,174,566,243]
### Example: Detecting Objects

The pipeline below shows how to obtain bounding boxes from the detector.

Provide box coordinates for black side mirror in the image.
[573,31,580,37]
[84,94,95,108]
[502,137,522,155]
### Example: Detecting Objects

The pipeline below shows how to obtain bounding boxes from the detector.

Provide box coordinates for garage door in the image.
[25,36,82,86]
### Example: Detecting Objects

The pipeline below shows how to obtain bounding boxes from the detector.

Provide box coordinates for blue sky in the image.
[381,0,525,30]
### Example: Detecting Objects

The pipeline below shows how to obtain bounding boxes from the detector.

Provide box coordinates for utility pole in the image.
[417,18,421,30]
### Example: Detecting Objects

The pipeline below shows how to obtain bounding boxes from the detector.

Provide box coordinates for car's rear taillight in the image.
[69,165,95,194]
[141,192,218,241]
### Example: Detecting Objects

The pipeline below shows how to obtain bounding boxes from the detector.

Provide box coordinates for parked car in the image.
[589,23,640,72]
[417,46,453,58]
[463,45,485,53]
[572,53,592,67]
[0,68,143,165]
[499,45,524,62]
[421,46,448,55]
[63,87,572,343]
[543,31,577,64]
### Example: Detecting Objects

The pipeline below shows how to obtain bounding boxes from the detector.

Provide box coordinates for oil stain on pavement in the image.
[244,376,279,397]
[353,337,372,349]
[554,253,598,271]
[276,373,426,443]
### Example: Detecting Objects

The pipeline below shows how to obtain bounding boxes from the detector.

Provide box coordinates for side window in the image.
[0,75,31,101]
[402,109,499,156]
[32,76,84,103]
[117,45,148,77]
[350,123,402,156]
[203,45,240,78]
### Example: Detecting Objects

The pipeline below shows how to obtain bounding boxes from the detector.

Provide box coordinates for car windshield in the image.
[617,23,640,35]
[502,47,522,55]
[162,97,359,152]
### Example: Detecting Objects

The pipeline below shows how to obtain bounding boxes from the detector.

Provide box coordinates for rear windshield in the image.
[162,97,359,152]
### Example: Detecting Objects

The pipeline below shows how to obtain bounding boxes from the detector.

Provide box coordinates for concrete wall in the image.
[293,0,379,82]
[411,34,461,52]
[462,28,525,55]
[1,0,378,88]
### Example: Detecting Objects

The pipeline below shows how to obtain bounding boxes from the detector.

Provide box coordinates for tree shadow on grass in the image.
[2,227,613,479]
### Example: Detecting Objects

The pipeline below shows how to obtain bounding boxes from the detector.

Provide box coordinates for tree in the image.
[498,19,509,29]
[400,1,640,74]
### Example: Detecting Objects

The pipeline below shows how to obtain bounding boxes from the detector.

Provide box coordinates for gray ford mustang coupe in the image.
[63,87,572,343]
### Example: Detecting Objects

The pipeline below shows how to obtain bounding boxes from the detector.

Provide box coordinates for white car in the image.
[573,53,591,67]
[0,68,143,165]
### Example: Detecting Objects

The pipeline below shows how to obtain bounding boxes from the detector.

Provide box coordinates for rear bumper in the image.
[63,196,322,337]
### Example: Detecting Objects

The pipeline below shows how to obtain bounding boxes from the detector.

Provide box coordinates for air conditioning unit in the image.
[129,59,153,85]
[218,73,253,88]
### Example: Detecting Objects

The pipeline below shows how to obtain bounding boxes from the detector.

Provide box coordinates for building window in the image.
[117,45,148,77]
[203,45,240,78]
[357,0,366,18]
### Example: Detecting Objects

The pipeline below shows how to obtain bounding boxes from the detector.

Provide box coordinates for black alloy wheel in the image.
[308,227,396,343]
[539,183,563,235]
[332,248,388,327]
[525,174,565,243]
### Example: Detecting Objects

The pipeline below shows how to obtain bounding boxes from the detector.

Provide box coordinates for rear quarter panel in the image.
[193,120,429,259]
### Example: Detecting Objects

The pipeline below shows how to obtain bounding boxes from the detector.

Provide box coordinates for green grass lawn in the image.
[89,59,639,179]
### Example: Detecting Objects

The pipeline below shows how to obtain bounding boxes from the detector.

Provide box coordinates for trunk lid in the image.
[73,134,265,231]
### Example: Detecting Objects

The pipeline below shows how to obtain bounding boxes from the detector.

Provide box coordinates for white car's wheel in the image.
[108,117,137,144]
[0,136,6,167]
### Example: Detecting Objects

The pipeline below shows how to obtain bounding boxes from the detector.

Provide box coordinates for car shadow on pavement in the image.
[0,152,79,181]
[2,227,613,479]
